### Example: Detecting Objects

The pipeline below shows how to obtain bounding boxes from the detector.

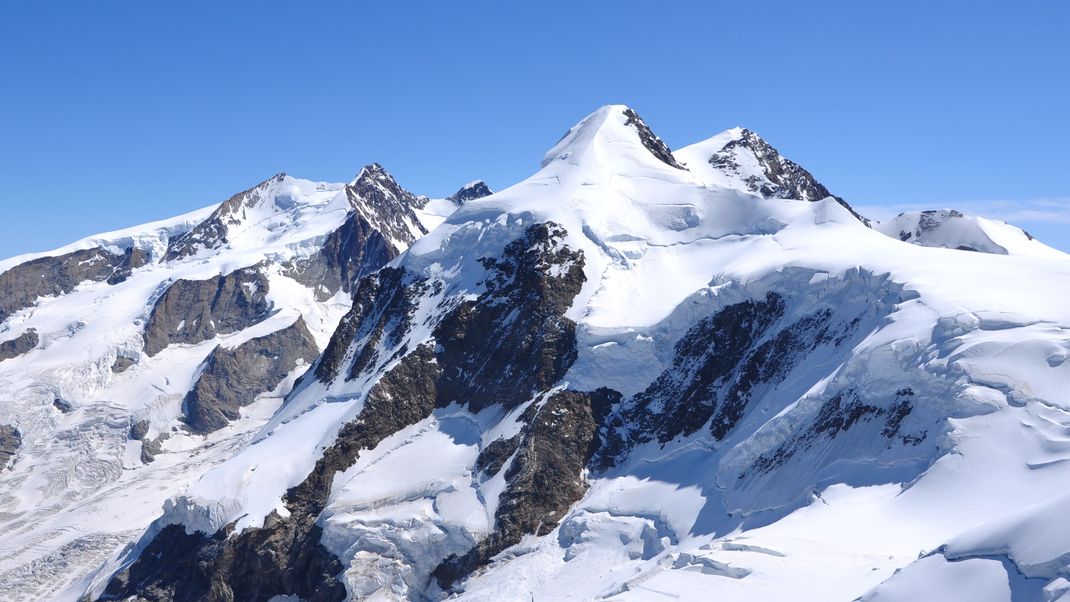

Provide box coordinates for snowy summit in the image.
[0,105,1068,602]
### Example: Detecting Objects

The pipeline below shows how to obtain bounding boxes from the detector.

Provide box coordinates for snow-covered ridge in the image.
[2,103,1069,602]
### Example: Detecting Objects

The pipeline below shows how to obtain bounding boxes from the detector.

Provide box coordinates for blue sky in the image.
[1,1,1068,256]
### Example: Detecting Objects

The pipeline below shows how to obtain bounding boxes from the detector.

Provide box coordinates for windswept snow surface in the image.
[5,104,1070,601]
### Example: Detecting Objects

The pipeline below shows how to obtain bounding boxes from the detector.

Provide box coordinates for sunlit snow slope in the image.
[2,104,1068,602]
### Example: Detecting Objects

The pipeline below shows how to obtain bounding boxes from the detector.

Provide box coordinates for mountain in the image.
[1,105,1068,602]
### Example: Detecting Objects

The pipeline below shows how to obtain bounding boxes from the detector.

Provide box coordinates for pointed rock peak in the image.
[541,104,686,170]
[447,180,493,204]
[346,163,421,210]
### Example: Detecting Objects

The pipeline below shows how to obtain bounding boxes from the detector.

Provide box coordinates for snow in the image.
[5,103,1070,601]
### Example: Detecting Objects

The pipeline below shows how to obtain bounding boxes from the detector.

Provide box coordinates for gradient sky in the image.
[2,1,1068,256]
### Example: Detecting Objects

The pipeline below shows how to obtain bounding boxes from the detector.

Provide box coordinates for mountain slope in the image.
[2,104,1068,602]
[0,166,467,601]
[78,105,1070,602]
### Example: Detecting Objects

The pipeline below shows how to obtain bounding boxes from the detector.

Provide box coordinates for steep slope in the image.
[87,105,1070,602]
[0,167,457,600]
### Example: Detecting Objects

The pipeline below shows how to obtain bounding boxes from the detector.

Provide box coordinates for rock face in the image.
[285,164,428,300]
[597,270,903,470]
[622,108,687,170]
[142,267,272,357]
[433,388,619,588]
[343,164,428,248]
[447,180,493,204]
[285,211,396,301]
[0,425,21,471]
[710,129,833,202]
[707,128,869,224]
[0,247,148,324]
[0,329,38,362]
[183,317,320,434]
[101,222,594,600]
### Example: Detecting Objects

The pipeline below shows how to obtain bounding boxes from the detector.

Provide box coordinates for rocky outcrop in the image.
[434,222,586,412]
[434,388,619,589]
[111,355,136,373]
[0,329,38,362]
[709,129,869,224]
[284,211,397,301]
[313,266,426,384]
[164,174,287,261]
[0,247,148,324]
[142,267,272,357]
[622,108,687,170]
[183,317,319,434]
[344,164,427,248]
[129,420,168,464]
[52,398,72,413]
[447,180,493,204]
[0,425,21,471]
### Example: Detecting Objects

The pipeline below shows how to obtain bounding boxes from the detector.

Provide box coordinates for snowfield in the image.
[1,105,1068,602]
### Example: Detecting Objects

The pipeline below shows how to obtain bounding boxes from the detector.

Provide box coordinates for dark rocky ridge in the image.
[103,222,594,600]
[183,317,319,434]
[433,388,619,590]
[285,164,427,301]
[284,211,396,301]
[0,425,21,471]
[0,329,38,363]
[142,267,272,357]
[344,164,428,247]
[622,108,687,170]
[0,246,148,325]
[165,173,287,261]
[447,180,493,204]
[710,129,869,224]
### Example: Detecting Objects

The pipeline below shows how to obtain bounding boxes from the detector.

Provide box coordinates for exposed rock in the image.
[476,435,521,477]
[164,173,287,261]
[435,222,586,412]
[106,246,150,285]
[447,180,493,204]
[284,211,397,301]
[344,164,428,247]
[709,129,868,224]
[128,419,169,464]
[142,267,272,357]
[53,398,72,413]
[313,267,426,384]
[183,317,319,434]
[111,355,137,373]
[0,329,38,362]
[0,425,21,471]
[433,388,618,589]
[622,108,687,170]
[0,247,147,324]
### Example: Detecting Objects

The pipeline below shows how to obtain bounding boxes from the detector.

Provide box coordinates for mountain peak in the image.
[447,180,493,204]
[540,105,686,171]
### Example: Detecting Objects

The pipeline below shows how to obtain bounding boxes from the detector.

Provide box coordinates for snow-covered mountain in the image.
[1,105,1068,602]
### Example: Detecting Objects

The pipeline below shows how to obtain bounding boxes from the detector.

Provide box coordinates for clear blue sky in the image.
[2,1,1068,256]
